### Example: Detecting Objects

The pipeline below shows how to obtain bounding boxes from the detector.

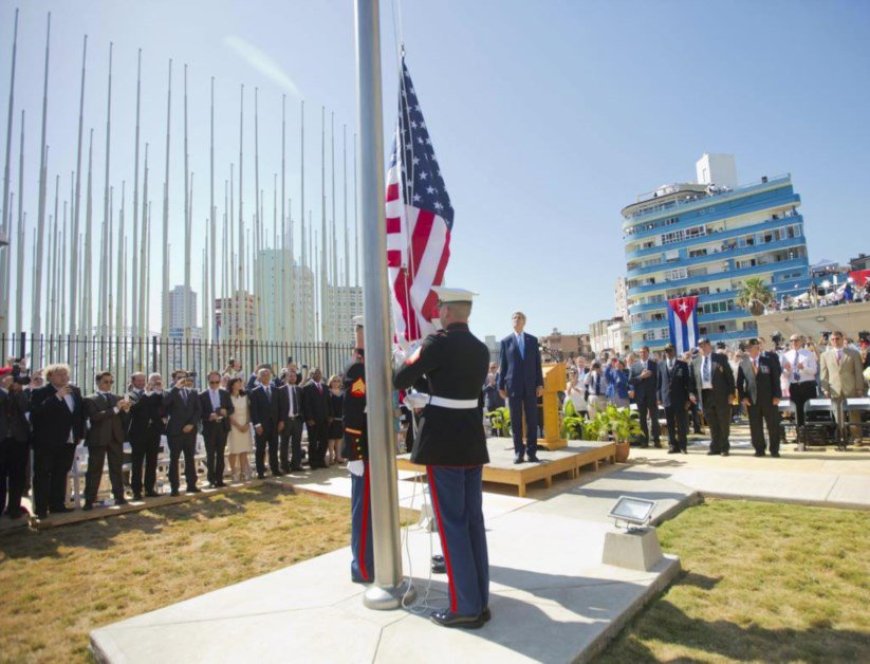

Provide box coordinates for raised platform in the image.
[397,438,617,497]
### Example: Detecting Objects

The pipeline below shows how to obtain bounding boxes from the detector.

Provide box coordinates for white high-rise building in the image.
[323,284,364,346]
[696,153,738,189]
[615,276,629,319]
[165,285,197,333]
[254,249,316,342]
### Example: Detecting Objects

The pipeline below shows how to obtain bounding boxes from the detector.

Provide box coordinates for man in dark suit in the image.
[498,311,544,464]
[1,368,31,519]
[629,345,661,448]
[163,369,202,495]
[83,371,132,509]
[249,367,283,478]
[302,367,331,469]
[656,343,692,454]
[200,370,234,487]
[29,363,86,518]
[278,367,304,472]
[691,338,735,456]
[738,338,783,457]
[127,372,165,499]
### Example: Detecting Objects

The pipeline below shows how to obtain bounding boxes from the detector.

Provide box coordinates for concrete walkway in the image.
[89,435,870,662]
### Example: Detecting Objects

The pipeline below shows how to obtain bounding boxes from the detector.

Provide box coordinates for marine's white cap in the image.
[352,314,364,327]
[433,286,477,304]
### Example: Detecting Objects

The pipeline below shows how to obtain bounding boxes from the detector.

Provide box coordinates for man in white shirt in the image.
[781,334,818,430]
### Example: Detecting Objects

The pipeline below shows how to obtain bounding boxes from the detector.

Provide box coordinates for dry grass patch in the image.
[0,485,388,662]
[599,499,870,663]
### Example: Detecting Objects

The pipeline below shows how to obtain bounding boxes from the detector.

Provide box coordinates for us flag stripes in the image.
[385,59,454,343]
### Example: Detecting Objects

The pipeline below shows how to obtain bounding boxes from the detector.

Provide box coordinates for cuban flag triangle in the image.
[667,296,700,356]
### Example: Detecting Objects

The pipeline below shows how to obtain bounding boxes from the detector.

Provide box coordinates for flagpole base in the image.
[363,578,416,610]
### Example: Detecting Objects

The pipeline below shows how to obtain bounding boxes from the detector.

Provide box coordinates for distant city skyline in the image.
[1,1,868,343]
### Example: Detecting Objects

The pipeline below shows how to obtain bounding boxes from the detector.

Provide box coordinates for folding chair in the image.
[843,398,870,447]
[798,399,837,450]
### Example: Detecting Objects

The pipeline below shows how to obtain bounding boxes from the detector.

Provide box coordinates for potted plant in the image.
[562,400,585,440]
[737,276,774,316]
[605,405,641,462]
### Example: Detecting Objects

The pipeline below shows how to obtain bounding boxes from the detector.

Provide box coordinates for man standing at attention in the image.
[820,331,867,444]
[629,345,661,448]
[737,339,783,457]
[498,311,544,464]
[691,337,735,456]
[394,287,491,629]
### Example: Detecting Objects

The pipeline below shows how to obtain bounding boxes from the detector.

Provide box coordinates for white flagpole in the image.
[0,8,19,337]
[32,13,52,337]
[161,59,172,339]
[355,0,410,608]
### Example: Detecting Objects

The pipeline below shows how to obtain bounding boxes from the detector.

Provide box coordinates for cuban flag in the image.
[667,296,699,355]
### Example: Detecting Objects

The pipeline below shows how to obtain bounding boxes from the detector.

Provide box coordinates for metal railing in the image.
[2,333,354,389]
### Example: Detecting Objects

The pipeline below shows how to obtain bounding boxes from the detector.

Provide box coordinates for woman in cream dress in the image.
[226,377,253,482]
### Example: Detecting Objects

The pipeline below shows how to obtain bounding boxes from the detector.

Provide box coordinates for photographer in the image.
[1,367,31,519]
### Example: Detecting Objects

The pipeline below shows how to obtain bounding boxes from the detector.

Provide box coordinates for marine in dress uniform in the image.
[343,315,374,583]
[393,287,492,629]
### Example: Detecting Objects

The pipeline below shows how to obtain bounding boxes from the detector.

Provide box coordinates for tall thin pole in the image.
[343,124,350,290]
[116,182,126,335]
[49,174,59,334]
[59,198,67,335]
[183,64,191,338]
[139,143,149,338]
[281,94,287,341]
[355,0,409,608]
[0,8,19,336]
[354,132,359,288]
[161,60,172,338]
[254,88,261,339]
[300,99,306,341]
[14,112,24,334]
[70,35,87,335]
[100,41,113,335]
[330,111,337,343]
[32,13,52,336]
[320,106,327,342]
[209,76,216,343]
[237,85,245,340]
[83,128,94,337]
[131,49,142,339]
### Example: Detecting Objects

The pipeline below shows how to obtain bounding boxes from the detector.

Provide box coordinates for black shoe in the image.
[281,466,291,474]
[667,448,679,454]
[132,492,143,500]
[771,452,781,458]
[430,609,484,629]
[9,510,24,520]
[170,490,181,497]
[115,498,128,506]
[527,455,540,463]
[681,448,688,454]
[82,502,93,511]
[481,607,492,623]
[35,511,48,520]
[257,473,266,479]
[653,441,663,449]
[754,452,765,457]
[52,505,73,513]
[145,490,159,498]
[707,451,718,456]
[721,451,730,457]
[187,487,202,494]
[290,464,304,471]
[215,481,227,487]
[273,471,285,477]
[513,456,524,464]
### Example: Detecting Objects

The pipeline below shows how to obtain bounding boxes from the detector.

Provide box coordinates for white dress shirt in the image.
[783,348,817,383]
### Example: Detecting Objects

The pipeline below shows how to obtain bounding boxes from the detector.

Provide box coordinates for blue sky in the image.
[1,0,869,340]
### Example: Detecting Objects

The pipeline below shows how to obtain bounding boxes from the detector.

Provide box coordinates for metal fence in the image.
[2,333,355,390]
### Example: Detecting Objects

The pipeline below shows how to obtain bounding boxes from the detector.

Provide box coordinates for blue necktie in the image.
[518,334,525,359]
[703,357,711,383]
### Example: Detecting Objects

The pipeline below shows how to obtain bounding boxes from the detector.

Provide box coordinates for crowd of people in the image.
[0,355,415,522]
[553,331,870,457]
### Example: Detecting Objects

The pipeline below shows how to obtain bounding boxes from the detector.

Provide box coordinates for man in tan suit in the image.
[819,331,867,443]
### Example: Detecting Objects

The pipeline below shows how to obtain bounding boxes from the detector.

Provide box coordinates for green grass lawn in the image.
[599,499,870,663]
[0,485,358,663]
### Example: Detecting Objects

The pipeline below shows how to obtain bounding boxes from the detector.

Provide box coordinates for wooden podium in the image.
[537,363,567,450]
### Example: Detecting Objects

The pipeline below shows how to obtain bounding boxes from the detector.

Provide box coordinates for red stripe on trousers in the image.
[359,461,371,581]
[426,465,458,613]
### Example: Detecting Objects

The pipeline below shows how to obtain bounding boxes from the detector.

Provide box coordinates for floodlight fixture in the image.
[608,496,656,532]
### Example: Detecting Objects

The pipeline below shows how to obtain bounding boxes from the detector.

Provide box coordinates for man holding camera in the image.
[29,364,86,518]
[1,367,31,518]
[163,370,202,495]
[83,371,132,509]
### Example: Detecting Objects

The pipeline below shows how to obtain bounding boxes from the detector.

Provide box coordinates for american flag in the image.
[385,59,454,343]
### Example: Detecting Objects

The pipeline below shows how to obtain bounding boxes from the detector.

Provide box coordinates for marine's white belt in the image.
[428,396,479,409]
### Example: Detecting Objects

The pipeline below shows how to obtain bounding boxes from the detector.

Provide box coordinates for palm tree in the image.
[737,277,774,316]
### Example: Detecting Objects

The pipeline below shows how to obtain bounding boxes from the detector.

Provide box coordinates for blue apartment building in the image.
[621,156,811,351]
